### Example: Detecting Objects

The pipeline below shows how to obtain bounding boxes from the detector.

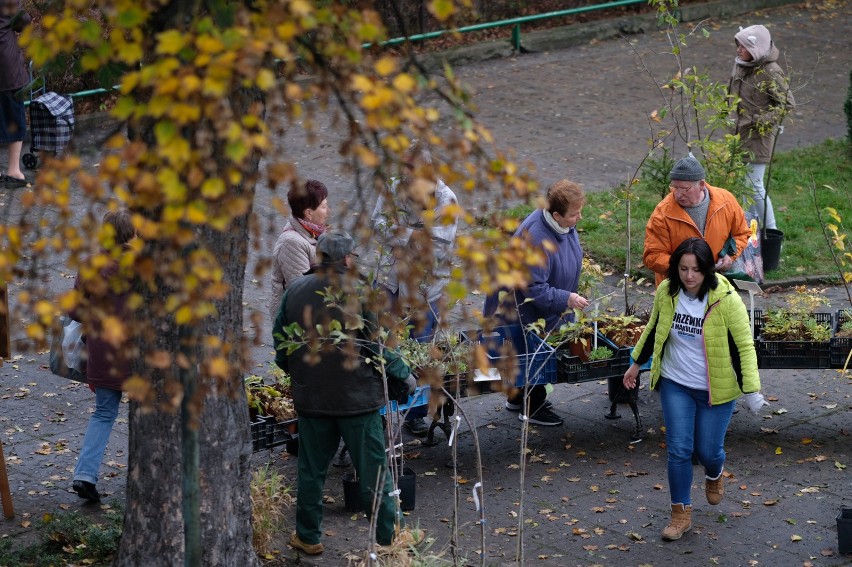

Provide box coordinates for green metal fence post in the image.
[512,24,521,52]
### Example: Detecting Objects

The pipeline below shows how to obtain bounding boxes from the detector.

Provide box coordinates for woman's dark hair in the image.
[667,237,718,299]
[103,209,135,247]
[288,180,328,219]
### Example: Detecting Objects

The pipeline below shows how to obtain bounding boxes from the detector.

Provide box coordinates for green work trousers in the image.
[295,411,401,545]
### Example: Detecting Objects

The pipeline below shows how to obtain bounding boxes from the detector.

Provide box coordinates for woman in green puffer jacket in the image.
[623,238,766,542]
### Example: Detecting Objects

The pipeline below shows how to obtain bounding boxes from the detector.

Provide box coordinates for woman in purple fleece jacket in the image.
[485,179,589,426]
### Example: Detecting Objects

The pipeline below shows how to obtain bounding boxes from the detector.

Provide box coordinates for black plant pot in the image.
[762,228,784,272]
[342,472,362,513]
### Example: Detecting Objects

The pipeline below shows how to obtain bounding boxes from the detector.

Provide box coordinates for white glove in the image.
[742,392,769,414]
[405,375,418,396]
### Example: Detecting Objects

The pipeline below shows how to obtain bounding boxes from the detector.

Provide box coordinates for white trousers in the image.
[746,162,776,230]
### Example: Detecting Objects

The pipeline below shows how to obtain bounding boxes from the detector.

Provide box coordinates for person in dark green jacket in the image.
[272,231,417,556]
[623,238,767,542]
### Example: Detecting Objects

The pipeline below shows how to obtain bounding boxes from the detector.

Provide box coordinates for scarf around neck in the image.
[543,210,573,235]
[297,217,326,238]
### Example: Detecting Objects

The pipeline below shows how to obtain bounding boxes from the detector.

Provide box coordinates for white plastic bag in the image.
[49,316,87,382]
[61,317,86,373]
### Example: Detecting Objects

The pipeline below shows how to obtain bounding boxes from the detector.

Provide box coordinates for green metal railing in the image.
[29,0,647,104]
[375,0,647,51]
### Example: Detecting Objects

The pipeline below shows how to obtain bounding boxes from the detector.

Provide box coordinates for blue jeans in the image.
[659,378,735,506]
[73,387,122,485]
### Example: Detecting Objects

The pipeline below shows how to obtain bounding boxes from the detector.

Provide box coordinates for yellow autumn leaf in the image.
[123,376,151,402]
[290,0,313,16]
[790,534,802,542]
[118,42,144,65]
[58,291,79,313]
[25,322,44,341]
[162,136,192,166]
[202,76,229,97]
[101,316,127,347]
[775,447,783,455]
[201,178,226,199]
[275,22,298,41]
[355,145,379,167]
[351,74,373,93]
[374,56,397,77]
[256,68,276,90]
[156,30,186,55]
[185,204,208,225]
[208,357,230,379]
[428,0,456,21]
[34,299,54,320]
[226,139,249,163]
[196,34,224,54]
[175,305,193,325]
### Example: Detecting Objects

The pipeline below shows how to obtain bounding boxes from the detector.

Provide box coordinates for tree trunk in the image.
[114,85,262,565]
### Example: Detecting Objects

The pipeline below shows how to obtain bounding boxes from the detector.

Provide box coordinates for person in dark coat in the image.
[272,231,418,555]
[0,0,31,188]
[70,209,136,502]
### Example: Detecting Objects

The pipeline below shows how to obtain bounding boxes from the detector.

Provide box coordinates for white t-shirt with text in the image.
[661,289,709,390]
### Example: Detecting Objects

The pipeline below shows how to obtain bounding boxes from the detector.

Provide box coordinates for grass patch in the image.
[0,503,123,567]
[505,139,852,282]
[251,463,293,557]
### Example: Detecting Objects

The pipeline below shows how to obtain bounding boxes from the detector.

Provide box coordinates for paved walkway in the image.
[0,1,850,565]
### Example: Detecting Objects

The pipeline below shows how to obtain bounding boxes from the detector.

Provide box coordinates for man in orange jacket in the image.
[644,155,749,287]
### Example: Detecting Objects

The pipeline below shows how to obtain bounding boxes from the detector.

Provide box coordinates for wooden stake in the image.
[0,438,14,519]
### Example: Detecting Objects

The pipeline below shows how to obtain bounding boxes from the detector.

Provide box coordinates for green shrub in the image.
[0,504,123,566]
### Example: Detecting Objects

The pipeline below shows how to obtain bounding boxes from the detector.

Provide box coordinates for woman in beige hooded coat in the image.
[729,24,795,231]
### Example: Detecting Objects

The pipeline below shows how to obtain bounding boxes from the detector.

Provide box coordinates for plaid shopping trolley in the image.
[22,92,75,170]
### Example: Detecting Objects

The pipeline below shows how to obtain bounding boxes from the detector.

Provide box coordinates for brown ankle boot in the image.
[661,503,692,541]
[706,474,724,505]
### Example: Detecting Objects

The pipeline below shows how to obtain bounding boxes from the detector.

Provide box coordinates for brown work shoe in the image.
[661,504,692,541]
[706,474,724,505]
[289,531,323,555]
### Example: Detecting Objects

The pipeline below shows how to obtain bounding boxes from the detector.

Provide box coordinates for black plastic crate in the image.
[269,417,297,449]
[830,310,852,369]
[250,415,297,453]
[250,415,271,452]
[556,334,631,384]
[754,310,832,369]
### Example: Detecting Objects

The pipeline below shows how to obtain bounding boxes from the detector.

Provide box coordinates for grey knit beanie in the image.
[669,156,706,182]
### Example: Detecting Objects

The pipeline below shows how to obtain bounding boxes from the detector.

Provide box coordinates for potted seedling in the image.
[588,346,615,361]
[599,313,645,347]
[756,287,833,368]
